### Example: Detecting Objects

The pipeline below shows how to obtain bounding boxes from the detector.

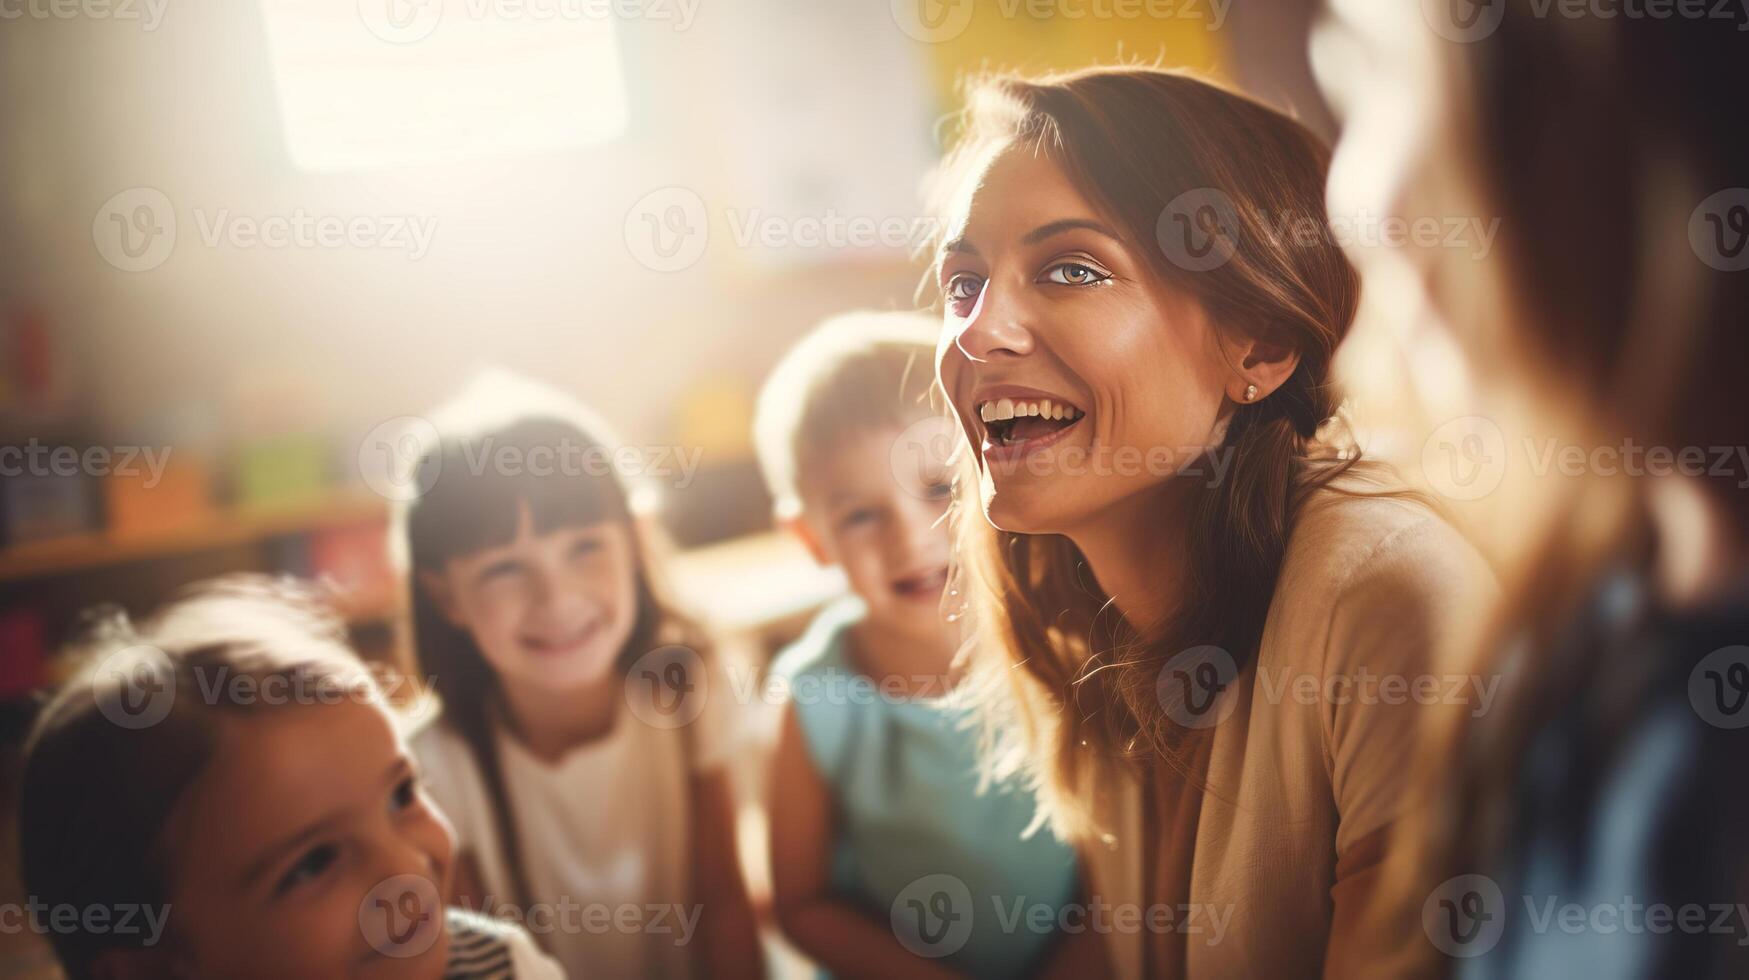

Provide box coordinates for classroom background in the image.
[0,0,1495,974]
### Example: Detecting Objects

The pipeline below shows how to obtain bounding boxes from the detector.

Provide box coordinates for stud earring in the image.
[1244,384,1258,402]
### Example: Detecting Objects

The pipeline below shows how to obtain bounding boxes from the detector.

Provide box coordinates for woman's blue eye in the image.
[945,274,983,300]
[1043,260,1112,286]
[569,538,602,558]
[277,844,338,894]
[924,481,952,501]
[943,273,984,314]
[1043,261,1111,286]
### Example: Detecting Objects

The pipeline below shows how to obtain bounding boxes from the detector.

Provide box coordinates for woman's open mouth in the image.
[977,395,1085,463]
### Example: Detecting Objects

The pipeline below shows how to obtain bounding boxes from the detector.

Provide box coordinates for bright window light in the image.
[259,0,628,171]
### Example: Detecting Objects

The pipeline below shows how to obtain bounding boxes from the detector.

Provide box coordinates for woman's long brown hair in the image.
[394,399,709,911]
[928,66,1380,839]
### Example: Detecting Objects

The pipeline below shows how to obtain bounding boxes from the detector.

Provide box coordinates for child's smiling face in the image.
[161,697,456,978]
[422,503,640,695]
[798,424,954,642]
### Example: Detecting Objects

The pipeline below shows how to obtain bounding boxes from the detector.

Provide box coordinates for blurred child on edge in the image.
[18,577,564,979]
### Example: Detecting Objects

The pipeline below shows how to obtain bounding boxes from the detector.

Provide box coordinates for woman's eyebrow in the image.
[941,235,978,257]
[1022,218,1121,245]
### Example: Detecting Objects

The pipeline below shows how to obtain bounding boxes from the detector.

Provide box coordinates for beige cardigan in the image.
[1080,490,1496,978]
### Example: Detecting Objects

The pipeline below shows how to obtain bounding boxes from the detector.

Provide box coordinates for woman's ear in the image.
[416,569,468,629]
[1228,332,1302,403]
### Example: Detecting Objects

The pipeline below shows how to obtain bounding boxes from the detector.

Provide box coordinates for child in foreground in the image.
[17,576,564,979]
[753,311,1085,978]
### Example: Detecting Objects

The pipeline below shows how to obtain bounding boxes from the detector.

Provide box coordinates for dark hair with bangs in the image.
[394,379,707,910]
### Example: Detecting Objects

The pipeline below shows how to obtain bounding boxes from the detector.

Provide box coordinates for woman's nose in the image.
[950,280,1035,362]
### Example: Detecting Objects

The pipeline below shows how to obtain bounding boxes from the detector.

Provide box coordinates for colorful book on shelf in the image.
[104,455,216,539]
[230,432,331,509]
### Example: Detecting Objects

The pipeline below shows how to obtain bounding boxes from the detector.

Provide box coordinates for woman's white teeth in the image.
[978,398,1082,422]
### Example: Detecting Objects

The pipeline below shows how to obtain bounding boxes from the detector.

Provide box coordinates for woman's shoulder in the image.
[1268,476,1497,672]
[1284,477,1491,600]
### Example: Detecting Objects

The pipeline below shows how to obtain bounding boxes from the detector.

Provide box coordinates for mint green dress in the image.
[771,599,1081,979]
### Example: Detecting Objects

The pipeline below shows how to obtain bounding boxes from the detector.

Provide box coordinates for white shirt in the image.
[415,657,735,980]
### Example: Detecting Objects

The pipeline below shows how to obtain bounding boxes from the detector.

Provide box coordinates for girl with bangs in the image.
[396,373,762,979]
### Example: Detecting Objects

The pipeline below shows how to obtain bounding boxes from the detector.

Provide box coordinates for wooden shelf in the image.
[0,489,389,586]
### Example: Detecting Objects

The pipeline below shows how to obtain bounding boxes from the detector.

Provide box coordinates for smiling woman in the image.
[927,66,1496,979]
